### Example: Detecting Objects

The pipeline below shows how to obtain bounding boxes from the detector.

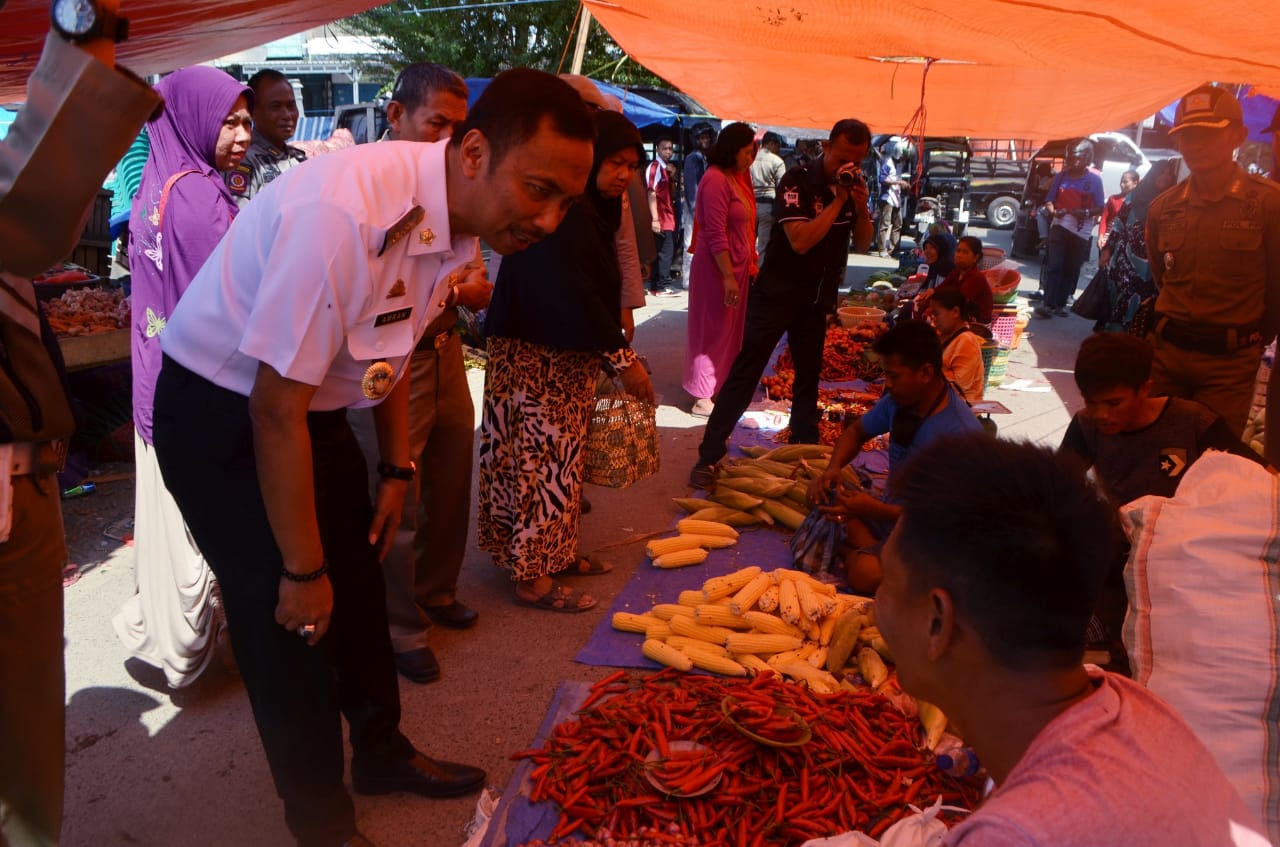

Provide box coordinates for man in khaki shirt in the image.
[1146,85,1280,443]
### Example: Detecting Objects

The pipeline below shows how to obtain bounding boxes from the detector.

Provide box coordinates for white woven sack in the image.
[1120,451,1280,844]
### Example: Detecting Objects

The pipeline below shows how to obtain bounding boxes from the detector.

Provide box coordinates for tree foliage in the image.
[344,0,663,85]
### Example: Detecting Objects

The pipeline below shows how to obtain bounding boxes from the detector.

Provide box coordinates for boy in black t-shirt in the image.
[1059,333,1260,505]
[1058,333,1264,673]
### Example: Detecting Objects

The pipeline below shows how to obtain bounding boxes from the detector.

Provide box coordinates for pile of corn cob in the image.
[612,565,894,694]
[674,444,864,532]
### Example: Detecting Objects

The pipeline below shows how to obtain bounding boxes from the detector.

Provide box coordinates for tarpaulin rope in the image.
[902,58,936,201]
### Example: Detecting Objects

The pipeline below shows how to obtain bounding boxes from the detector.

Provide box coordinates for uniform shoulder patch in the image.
[378,206,426,257]
[226,165,251,195]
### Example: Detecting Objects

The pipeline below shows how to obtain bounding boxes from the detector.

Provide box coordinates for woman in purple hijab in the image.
[114,66,252,688]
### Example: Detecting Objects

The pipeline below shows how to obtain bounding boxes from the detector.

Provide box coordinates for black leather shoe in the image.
[393,647,440,684]
[424,601,478,630]
[352,752,486,798]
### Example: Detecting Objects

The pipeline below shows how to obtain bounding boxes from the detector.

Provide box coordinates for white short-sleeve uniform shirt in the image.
[161,139,476,410]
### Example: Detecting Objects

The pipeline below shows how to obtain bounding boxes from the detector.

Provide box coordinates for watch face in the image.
[53,0,97,36]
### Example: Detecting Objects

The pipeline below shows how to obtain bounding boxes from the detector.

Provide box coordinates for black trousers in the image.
[648,229,676,288]
[697,288,828,466]
[1043,227,1092,310]
[152,357,412,847]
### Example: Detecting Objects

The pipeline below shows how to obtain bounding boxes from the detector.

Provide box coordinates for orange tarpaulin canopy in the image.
[584,0,1280,137]
[0,0,386,101]
[2,0,1279,137]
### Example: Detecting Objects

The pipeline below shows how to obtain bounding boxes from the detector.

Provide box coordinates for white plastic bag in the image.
[800,796,969,847]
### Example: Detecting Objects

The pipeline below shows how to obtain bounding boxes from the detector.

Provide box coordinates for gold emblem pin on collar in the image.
[419,228,436,246]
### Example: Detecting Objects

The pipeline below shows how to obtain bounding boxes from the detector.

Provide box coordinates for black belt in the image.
[1155,314,1264,355]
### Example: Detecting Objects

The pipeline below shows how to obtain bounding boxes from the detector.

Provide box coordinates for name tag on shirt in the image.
[374,307,412,327]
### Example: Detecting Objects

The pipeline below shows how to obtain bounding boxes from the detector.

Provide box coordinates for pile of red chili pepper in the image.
[512,669,982,846]
[773,327,884,385]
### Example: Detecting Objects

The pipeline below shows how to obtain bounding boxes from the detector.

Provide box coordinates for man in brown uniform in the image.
[0,10,160,843]
[1147,85,1280,440]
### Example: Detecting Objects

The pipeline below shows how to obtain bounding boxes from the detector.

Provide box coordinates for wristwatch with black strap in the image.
[376,460,416,482]
[51,0,130,44]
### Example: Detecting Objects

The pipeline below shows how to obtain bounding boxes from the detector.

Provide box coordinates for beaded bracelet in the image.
[281,561,329,583]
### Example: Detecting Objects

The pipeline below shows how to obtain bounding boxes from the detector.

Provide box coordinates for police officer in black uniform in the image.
[691,119,874,486]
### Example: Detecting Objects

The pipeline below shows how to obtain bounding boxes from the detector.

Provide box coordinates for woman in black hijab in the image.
[479,110,654,612]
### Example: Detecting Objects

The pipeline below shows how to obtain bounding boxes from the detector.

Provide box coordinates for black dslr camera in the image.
[836,166,865,188]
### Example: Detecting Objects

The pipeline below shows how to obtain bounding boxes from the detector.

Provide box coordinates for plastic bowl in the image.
[643,741,723,797]
[720,696,813,748]
[838,306,887,328]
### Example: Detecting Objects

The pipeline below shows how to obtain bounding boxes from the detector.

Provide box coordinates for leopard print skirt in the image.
[477,337,600,581]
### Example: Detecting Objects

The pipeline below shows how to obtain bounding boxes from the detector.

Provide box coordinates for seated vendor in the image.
[934,235,992,325]
[807,321,982,593]
[928,286,986,403]
[875,435,1267,846]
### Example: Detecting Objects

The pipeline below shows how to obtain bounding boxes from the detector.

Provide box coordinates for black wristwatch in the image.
[377,460,416,482]
[51,0,130,44]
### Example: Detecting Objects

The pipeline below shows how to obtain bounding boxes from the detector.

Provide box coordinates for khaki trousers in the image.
[0,474,65,847]
[351,332,475,654]
[1149,332,1260,438]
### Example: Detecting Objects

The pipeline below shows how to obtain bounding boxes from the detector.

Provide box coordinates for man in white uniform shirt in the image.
[151,69,595,847]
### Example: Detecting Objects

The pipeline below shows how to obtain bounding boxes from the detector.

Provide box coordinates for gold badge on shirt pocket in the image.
[362,361,395,401]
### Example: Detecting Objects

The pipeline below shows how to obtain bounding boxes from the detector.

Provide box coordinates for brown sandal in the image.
[515,582,596,613]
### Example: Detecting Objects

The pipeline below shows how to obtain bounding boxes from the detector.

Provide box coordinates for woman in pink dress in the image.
[683,122,758,417]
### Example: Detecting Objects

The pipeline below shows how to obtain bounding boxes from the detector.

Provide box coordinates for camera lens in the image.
[837,171,855,187]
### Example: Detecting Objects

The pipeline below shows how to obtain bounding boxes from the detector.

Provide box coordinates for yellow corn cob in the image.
[786,481,810,506]
[778,578,801,625]
[796,579,825,622]
[668,614,735,646]
[733,653,772,675]
[808,646,830,668]
[917,700,949,751]
[645,534,708,559]
[724,632,804,654]
[678,589,707,607]
[645,622,674,640]
[695,535,738,550]
[756,584,780,613]
[700,566,762,601]
[739,445,770,458]
[766,649,807,668]
[741,610,806,638]
[718,476,795,499]
[762,444,831,462]
[802,617,822,642]
[728,573,772,616]
[672,497,719,514]
[650,603,694,620]
[817,613,839,646]
[858,624,881,644]
[748,506,775,526]
[710,486,764,511]
[682,651,748,677]
[665,636,731,658]
[756,498,807,531]
[825,611,865,672]
[857,646,888,689]
[692,604,751,629]
[612,611,661,633]
[774,660,840,693]
[840,465,863,488]
[795,642,818,661]
[754,458,802,477]
[868,634,893,663]
[676,518,740,539]
[653,548,710,569]
[686,507,762,527]
[804,458,831,471]
[772,569,838,596]
[643,638,693,672]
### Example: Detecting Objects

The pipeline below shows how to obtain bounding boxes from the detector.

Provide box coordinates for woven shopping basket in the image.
[583,387,660,488]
